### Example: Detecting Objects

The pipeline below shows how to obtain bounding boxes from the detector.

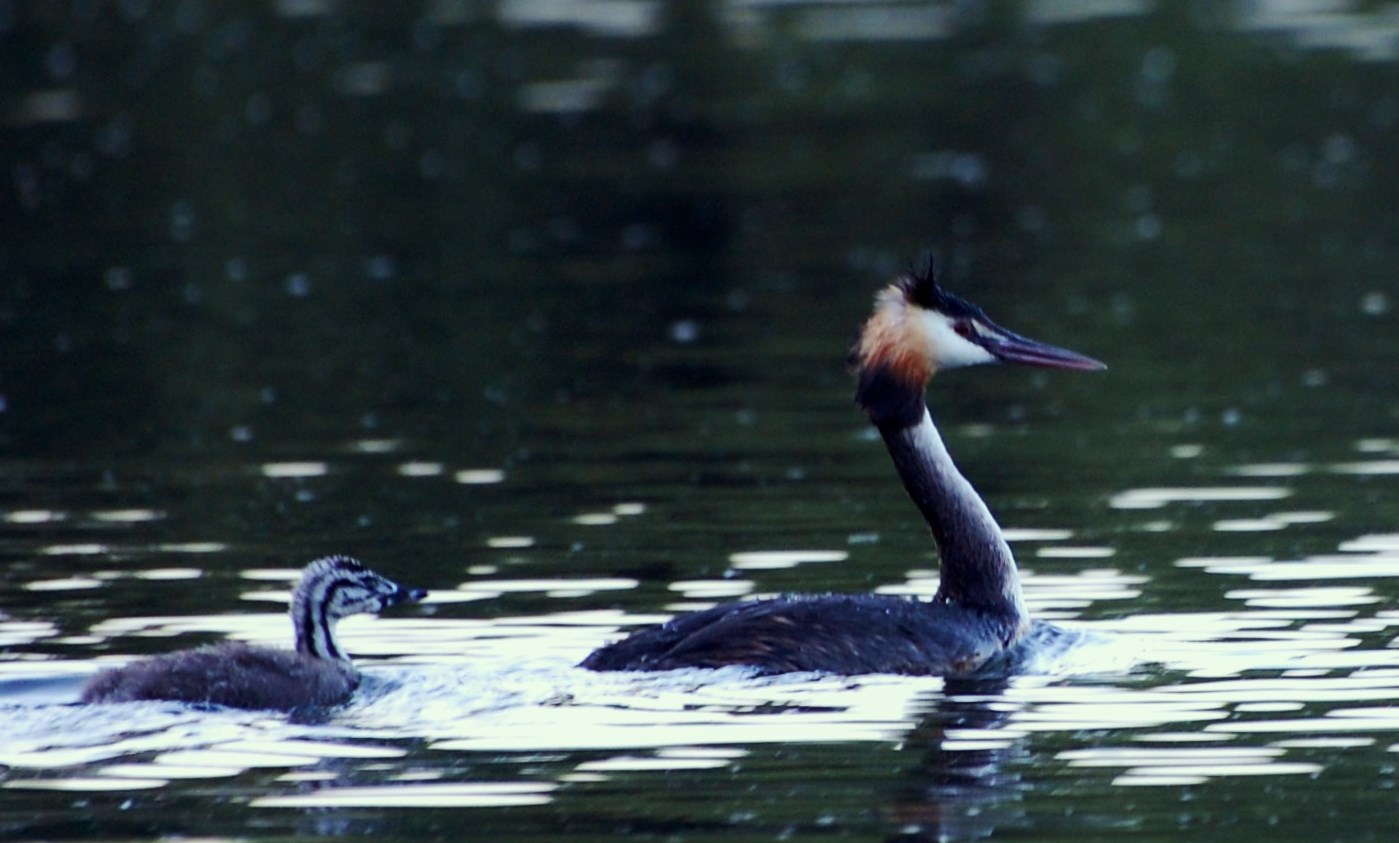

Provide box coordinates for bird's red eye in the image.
[954,320,976,339]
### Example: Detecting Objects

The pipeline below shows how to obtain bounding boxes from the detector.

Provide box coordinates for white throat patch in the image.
[918,310,996,370]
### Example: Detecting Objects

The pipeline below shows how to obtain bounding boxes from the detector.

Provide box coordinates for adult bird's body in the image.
[81,555,426,710]
[582,265,1104,676]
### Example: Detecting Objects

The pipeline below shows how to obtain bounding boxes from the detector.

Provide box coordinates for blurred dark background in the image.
[4,1,1395,460]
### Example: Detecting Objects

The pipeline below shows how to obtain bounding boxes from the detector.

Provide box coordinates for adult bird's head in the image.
[851,262,1105,426]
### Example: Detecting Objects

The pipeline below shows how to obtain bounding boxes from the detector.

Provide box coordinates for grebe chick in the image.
[582,264,1104,676]
[81,555,426,710]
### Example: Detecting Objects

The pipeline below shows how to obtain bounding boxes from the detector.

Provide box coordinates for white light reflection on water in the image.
[23,577,104,592]
[3,588,1397,802]
[0,620,61,647]
[455,468,506,484]
[1034,546,1116,558]
[1228,461,1311,477]
[84,611,433,659]
[0,703,444,797]
[10,495,1399,806]
[572,512,619,525]
[668,578,756,599]
[38,543,108,556]
[1226,586,1379,609]
[456,577,640,600]
[1178,554,1399,581]
[1212,510,1334,532]
[876,567,1146,617]
[1236,0,1399,60]
[4,776,168,792]
[415,667,935,752]
[251,781,559,809]
[397,461,444,477]
[1332,460,1399,475]
[1002,528,1074,541]
[499,0,661,38]
[349,438,401,454]
[90,509,163,523]
[486,535,535,548]
[132,568,203,581]
[154,542,228,553]
[3,509,67,524]
[1108,486,1292,509]
[259,461,328,478]
[1341,534,1399,552]
[728,549,849,569]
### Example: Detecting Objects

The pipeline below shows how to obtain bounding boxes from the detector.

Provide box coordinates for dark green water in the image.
[4,2,1399,841]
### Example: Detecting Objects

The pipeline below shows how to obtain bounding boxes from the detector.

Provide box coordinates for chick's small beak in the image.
[385,583,429,606]
[978,323,1107,372]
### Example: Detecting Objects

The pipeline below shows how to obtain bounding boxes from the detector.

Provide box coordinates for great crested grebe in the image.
[81,555,426,710]
[582,263,1105,676]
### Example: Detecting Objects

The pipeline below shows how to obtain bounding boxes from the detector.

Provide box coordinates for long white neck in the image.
[878,408,1029,630]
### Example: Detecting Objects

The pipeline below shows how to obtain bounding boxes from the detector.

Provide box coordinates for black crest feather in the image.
[898,258,984,320]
